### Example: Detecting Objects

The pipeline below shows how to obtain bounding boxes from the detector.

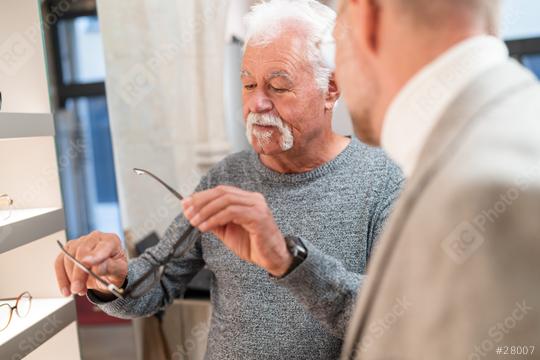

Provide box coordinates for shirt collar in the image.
[381,35,509,177]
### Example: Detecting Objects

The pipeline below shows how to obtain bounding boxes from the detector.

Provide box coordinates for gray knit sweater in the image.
[88,138,403,360]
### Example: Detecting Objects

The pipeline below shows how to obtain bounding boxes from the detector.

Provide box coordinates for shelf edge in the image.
[0,208,65,255]
[0,113,55,139]
[0,298,76,359]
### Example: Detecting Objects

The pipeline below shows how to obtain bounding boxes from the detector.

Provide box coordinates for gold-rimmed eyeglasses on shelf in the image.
[0,292,32,332]
[0,194,14,221]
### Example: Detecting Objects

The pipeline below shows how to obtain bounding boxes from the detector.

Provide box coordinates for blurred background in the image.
[2,0,539,359]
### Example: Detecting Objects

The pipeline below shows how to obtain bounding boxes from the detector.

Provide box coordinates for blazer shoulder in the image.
[444,76,540,184]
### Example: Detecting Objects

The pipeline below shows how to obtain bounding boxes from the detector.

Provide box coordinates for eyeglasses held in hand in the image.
[0,292,32,332]
[56,240,126,299]
[0,193,14,221]
[126,168,199,298]
[56,169,198,300]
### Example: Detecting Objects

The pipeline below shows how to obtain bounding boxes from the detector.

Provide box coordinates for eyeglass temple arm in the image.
[117,169,192,296]
[133,168,184,200]
[124,224,197,295]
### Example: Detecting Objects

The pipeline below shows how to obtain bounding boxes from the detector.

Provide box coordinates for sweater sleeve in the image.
[272,239,364,339]
[87,214,205,318]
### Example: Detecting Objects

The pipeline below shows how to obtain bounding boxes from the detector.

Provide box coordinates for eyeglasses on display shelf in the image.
[0,194,14,222]
[57,168,199,299]
[0,292,32,332]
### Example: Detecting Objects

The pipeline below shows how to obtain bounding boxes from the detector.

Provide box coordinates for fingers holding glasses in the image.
[70,236,100,295]
[182,186,257,229]
[57,240,78,296]
[54,231,128,297]
[57,234,95,296]
[54,253,71,297]
[83,234,121,266]
[182,185,291,276]
[86,237,128,292]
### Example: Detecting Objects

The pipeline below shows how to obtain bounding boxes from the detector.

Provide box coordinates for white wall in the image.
[0,0,51,113]
[97,0,230,242]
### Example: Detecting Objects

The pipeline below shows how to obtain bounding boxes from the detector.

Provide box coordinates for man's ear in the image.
[325,72,340,111]
[351,0,381,56]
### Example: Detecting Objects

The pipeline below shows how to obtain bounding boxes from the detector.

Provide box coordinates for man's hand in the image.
[182,185,293,277]
[54,231,128,297]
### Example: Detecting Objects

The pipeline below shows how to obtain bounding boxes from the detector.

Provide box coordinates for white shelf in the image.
[1,0,80,357]
[0,208,65,255]
[0,113,55,140]
[0,297,76,359]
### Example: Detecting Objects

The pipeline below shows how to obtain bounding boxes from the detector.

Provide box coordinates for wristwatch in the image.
[282,235,308,277]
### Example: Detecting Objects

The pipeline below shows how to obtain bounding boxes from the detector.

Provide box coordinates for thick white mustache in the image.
[245,113,294,151]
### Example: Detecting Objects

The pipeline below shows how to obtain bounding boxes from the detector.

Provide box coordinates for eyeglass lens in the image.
[0,304,11,331]
[0,292,32,332]
[0,194,13,221]
[16,292,32,317]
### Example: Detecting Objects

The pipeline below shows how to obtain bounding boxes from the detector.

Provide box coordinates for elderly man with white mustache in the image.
[54,1,402,359]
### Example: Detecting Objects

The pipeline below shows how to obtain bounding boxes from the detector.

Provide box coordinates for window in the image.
[46,3,123,239]
[507,37,540,81]
[522,54,540,79]
[56,16,106,84]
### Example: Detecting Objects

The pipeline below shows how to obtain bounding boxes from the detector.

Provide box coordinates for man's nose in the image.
[249,91,273,113]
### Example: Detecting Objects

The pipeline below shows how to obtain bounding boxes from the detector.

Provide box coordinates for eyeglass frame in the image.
[57,168,199,300]
[0,193,14,221]
[0,291,33,332]
[56,240,126,298]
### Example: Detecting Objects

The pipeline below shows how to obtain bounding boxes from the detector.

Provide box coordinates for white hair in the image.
[243,0,336,91]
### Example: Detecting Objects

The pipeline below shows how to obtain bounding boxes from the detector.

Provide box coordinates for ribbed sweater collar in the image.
[249,137,358,184]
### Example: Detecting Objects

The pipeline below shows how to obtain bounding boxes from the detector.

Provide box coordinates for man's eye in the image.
[270,85,288,93]
[244,84,256,90]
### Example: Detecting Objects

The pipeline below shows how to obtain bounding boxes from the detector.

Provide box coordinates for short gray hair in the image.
[243,0,336,91]
[388,0,501,35]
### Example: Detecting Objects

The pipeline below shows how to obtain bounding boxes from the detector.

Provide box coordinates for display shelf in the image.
[0,297,76,359]
[1,0,81,357]
[0,113,55,140]
[0,208,65,255]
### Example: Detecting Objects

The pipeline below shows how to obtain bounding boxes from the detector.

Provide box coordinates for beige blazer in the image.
[341,60,540,360]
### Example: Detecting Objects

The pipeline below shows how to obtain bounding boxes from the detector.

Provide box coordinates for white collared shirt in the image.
[381,36,509,177]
